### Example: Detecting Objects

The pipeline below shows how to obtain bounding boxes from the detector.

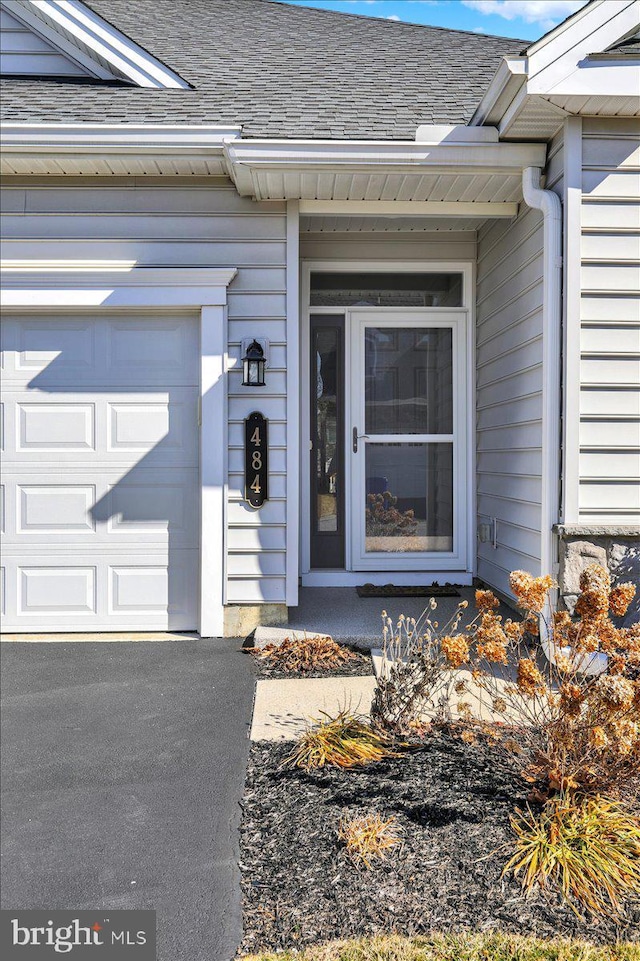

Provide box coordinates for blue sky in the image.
[276,1,589,41]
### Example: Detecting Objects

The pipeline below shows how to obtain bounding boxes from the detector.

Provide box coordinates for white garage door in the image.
[0,314,199,632]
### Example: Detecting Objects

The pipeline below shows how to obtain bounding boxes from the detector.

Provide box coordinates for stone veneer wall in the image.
[555,526,640,628]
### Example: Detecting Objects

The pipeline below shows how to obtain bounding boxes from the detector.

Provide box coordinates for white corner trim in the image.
[285,201,300,608]
[20,0,191,88]
[200,305,228,638]
[561,117,583,525]
[521,166,562,577]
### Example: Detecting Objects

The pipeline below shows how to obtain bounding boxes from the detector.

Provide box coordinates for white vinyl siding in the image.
[0,6,88,76]
[0,178,288,606]
[580,118,640,523]
[300,231,477,263]
[476,203,545,597]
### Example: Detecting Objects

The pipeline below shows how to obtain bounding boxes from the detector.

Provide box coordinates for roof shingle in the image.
[0,0,526,139]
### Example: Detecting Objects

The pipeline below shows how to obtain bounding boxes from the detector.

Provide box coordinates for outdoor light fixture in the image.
[242,339,266,387]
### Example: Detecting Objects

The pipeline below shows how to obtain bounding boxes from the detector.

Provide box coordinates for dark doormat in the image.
[356,583,461,598]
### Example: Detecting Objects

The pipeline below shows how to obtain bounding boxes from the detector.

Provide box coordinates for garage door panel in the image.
[0,314,199,632]
[3,390,197,468]
[2,470,198,548]
[2,315,198,389]
[2,551,198,631]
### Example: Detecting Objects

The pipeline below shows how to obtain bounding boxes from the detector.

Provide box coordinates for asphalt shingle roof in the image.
[0,0,525,139]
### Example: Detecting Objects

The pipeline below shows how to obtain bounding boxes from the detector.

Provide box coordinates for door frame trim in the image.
[300,260,476,580]
[0,262,237,637]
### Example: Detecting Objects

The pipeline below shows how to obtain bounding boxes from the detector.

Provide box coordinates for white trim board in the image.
[0,261,237,637]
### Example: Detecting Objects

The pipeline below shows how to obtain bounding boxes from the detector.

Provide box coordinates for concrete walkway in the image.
[0,639,255,961]
[287,586,493,647]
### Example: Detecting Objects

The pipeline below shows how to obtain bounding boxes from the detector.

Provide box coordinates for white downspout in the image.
[522,166,562,581]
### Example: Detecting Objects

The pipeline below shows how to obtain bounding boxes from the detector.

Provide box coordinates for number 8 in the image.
[252,451,262,470]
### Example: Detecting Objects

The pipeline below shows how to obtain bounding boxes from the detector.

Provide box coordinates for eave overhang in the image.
[0,124,242,177]
[222,136,547,205]
[0,123,548,208]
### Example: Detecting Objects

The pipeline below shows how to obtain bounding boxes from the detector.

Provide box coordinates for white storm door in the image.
[349,311,467,571]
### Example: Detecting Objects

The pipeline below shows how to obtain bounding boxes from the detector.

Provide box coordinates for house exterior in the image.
[0,0,638,637]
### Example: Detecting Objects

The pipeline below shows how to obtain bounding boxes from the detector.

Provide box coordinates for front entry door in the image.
[349,311,467,571]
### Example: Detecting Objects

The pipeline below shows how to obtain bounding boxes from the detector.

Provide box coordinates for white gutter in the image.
[521,166,562,580]
[0,123,242,152]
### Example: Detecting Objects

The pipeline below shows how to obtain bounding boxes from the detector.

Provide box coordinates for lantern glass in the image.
[242,340,266,387]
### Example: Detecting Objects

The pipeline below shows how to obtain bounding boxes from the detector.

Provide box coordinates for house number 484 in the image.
[245,412,269,508]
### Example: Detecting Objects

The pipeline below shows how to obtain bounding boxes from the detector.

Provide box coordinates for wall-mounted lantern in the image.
[242,339,267,387]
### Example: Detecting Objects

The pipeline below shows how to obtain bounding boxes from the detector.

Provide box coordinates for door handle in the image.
[352,427,369,453]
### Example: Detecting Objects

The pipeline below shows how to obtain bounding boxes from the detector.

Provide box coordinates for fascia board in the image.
[0,123,242,152]
[539,60,640,98]
[469,57,528,127]
[527,0,638,94]
[27,0,191,88]
[525,0,608,57]
[224,139,547,171]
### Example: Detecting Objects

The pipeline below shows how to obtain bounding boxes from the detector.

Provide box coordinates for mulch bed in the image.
[239,733,640,954]
[247,647,374,680]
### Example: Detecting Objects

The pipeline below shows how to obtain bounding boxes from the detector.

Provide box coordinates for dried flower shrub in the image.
[338,812,403,869]
[281,710,401,772]
[505,795,640,919]
[369,564,639,801]
[369,600,471,736]
[250,635,357,673]
[468,565,640,800]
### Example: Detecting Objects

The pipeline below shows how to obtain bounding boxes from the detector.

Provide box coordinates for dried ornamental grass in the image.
[242,931,640,961]
[250,635,357,673]
[337,811,403,869]
[505,795,640,919]
[281,710,401,772]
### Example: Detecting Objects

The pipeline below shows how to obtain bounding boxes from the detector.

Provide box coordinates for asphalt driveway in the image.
[0,639,255,961]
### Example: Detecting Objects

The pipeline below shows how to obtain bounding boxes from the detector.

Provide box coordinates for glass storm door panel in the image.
[350,312,467,571]
[310,315,345,568]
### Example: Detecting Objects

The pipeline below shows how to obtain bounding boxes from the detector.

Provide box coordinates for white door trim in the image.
[300,260,475,580]
[0,262,237,637]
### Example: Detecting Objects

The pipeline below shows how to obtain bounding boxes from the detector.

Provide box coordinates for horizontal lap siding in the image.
[476,204,544,597]
[0,179,288,606]
[300,231,477,262]
[580,119,640,524]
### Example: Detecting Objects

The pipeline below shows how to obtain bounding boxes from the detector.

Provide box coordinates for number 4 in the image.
[250,427,261,446]
[250,475,261,494]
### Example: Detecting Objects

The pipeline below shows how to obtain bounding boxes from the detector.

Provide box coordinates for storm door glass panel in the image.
[310,316,344,568]
[365,327,452,434]
[365,443,453,553]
